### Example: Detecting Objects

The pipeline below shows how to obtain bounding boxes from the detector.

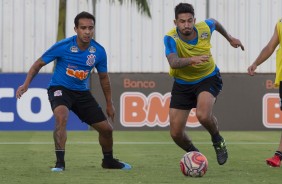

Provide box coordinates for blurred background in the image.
[1,0,282,131]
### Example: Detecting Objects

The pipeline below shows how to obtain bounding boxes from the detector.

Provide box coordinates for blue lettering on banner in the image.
[0,74,88,130]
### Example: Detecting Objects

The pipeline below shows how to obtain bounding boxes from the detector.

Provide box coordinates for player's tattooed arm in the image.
[167,53,209,69]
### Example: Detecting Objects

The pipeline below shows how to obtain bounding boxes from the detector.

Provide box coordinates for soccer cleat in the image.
[266,155,281,167]
[102,158,132,170]
[213,139,228,165]
[51,161,65,172]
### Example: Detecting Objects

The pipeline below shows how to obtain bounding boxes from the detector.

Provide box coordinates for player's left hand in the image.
[229,37,244,51]
[106,103,115,123]
[247,64,257,76]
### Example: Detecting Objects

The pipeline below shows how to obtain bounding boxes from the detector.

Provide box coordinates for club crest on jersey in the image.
[200,32,209,39]
[70,46,79,53]
[88,46,96,53]
[54,90,62,97]
[86,54,96,66]
[172,33,179,40]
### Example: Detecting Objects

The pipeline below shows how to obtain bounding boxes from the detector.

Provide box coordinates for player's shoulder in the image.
[166,28,177,38]
[276,18,282,29]
[57,36,75,46]
[50,36,75,51]
[196,19,214,26]
[278,18,282,23]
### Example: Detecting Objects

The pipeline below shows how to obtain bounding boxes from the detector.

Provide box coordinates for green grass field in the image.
[0,131,281,184]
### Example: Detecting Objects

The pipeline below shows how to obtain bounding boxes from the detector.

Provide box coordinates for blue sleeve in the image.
[164,35,177,56]
[41,42,62,64]
[95,49,108,73]
[205,19,216,33]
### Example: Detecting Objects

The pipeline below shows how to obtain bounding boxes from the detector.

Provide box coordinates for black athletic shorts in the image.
[47,86,106,125]
[170,72,223,110]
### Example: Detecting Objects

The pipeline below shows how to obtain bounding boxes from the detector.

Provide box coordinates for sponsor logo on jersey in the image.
[66,68,89,80]
[70,46,79,53]
[88,46,96,53]
[86,54,95,66]
[200,32,209,39]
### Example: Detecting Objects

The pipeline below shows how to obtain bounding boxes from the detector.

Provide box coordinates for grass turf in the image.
[0,131,281,184]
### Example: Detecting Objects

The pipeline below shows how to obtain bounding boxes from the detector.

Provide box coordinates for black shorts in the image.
[47,86,106,125]
[170,72,223,110]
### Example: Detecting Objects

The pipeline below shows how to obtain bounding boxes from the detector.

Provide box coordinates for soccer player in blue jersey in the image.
[16,11,131,171]
[164,3,244,165]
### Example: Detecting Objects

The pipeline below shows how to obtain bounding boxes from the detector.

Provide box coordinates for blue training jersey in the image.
[41,35,107,91]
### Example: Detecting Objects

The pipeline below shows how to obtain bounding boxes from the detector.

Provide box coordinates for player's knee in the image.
[54,114,68,126]
[100,125,113,138]
[196,111,210,123]
[170,130,183,141]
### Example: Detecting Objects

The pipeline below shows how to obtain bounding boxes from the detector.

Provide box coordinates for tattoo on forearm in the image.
[169,57,190,68]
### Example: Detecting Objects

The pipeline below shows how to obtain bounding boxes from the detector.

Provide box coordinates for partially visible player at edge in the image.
[163,3,244,165]
[16,11,131,171]
[248,18,282,167]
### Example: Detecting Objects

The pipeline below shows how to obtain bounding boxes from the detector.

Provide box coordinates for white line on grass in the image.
[0,141,278,145]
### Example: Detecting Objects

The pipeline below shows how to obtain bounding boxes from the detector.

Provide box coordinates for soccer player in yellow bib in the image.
[164,3,244,165]
[248,18,282,167]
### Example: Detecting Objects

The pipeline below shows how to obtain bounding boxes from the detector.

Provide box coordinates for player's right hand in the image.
[247,64,257,76]
[190,55,210,65]
[16,85,28,99]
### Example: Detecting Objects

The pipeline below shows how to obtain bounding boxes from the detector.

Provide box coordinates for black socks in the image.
[55,150,65,163]
[275,151,282,160]
[103,151,113,160]
[186,143,199,152]
[211,133,223,143]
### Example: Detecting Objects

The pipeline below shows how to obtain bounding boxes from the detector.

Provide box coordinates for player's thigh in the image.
[169,108,190,132]
[72,92,107,125]
[196,91,216,117]
[170,82,197,110]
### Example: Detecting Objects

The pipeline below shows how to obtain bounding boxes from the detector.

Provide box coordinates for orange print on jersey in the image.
[120,92,201,127]
[66,68,89,80]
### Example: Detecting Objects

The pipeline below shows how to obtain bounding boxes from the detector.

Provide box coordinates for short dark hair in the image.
[174,3,195,19]
[74,11,95,27]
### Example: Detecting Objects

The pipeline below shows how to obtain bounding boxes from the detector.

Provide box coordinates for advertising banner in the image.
[90,73,282,130]
[1,73,281,131]
[0,74,88,130]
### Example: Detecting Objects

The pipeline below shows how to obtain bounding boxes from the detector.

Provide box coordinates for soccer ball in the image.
[180,151,208,177]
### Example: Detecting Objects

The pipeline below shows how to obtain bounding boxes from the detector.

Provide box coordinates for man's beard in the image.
[181,29,193,36]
